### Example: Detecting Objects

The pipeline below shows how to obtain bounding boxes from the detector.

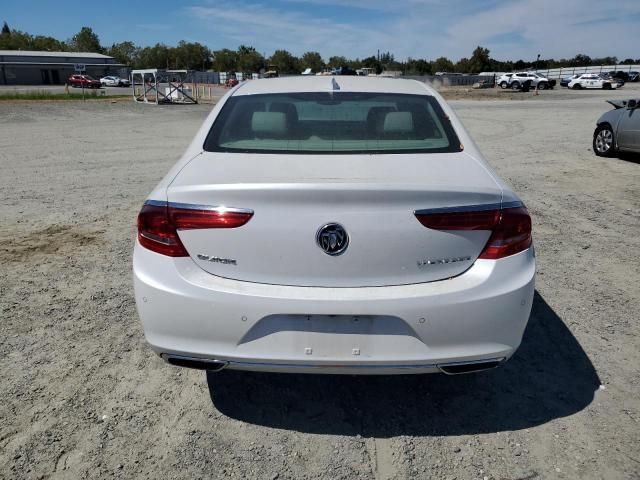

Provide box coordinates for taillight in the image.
[137,201,253,257]
[415,205,532,260]
[416,209,501,231]
[478,207,531,259]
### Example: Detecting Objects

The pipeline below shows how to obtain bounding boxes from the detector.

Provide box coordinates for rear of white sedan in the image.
[133,76,535,375]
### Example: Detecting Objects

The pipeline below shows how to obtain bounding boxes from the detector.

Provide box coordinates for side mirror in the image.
[628,99,637,109]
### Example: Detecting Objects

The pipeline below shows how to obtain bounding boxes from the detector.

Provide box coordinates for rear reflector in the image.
[137,201,253,257]
[415,205,532,260]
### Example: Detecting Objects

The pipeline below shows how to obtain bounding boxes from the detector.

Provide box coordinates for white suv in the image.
[498,72,554,90]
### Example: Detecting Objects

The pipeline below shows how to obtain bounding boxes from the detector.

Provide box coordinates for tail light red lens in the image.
[137,201,253,257]
[416,209,501,231]
[478,207,532,259]
[415,205,532,260]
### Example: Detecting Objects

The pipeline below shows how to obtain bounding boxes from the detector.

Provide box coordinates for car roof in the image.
[231,76,434,96]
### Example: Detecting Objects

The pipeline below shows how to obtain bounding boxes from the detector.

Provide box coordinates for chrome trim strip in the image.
[501,200,525,209]
[144,199,168,208]
[436,357,505,368]
[161,353,227,365]
[143,199,253,215]
[228,360,438,369]
[437,357,505,375]
[414,201,523,215]
[162,355,505,371]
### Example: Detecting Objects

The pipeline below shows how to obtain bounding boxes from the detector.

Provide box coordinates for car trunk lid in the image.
[167,152,503,287]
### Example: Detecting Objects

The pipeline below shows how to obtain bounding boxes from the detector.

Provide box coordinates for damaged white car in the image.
[568,74,621,90]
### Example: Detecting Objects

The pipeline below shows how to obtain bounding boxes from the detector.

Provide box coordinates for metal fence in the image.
[534,64,640,79]
[192,71,220,84]
[406,75,496,86]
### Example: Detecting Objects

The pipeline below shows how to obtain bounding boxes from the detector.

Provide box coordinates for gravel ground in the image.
[1,85,639,480]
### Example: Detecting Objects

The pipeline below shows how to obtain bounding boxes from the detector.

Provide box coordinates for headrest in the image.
[251,111,287,135]
[383,112,414,133]
[269,102,298,121]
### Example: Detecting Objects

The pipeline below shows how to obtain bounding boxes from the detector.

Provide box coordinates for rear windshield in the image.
[203,92,461,154]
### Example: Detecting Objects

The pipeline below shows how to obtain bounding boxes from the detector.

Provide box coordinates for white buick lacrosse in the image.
[134,76,535,375]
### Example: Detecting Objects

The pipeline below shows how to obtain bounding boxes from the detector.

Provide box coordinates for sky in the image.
[3,0,640,61]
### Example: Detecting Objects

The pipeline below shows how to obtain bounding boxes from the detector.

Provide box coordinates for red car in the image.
[225,78,239,88]
[68,74,102,89]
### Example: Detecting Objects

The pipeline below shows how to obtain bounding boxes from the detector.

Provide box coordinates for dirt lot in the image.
[1,85,639,480]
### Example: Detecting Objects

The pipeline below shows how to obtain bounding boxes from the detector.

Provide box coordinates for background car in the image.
[568,73,621,90]
[560,74,580,87]
[629,71,640,82]
[496,73,513,88]
[133,76,535,376]
[262,65,279,78]
[67,74,101,88]
[100,75,130,87]
[593,99,640,156]
[608,71,632,83]
[498,72,555,90]
[225,78,239,88]
[332,66,358,75]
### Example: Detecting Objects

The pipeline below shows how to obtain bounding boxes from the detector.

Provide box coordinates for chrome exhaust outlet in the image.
[161,354,228,372]
[438,358,505,375]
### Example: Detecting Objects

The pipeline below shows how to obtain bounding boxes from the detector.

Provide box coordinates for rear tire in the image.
[593,124,615,157]
[511,81,521,90]
[500,81,508,89]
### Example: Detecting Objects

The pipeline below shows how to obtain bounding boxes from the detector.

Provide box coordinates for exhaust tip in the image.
[438,358,504,375]
[162,354,228,372]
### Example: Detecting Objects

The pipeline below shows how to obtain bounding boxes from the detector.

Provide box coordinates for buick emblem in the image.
[316,223,349,256]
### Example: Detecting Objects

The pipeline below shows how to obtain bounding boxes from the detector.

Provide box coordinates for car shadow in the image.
[616,151,640,164]
[206,291,600,437]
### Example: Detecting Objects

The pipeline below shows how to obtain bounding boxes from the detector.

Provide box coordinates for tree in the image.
[362,56,382,74]
[432,56,454,73]
[569,54,591,67]
[591,56,617,66]
[1,21,10,35]
[269,49,299,73]
[172,41,210,69]
[136,43,171,69]
[513,59,528,70]
[107,41,139,66]
[454,57,471,73]
[405,58,431,75]
[69,27,102,53]
[301,51,324,72]
[211,48,238,72]
[327,55,348,68]
[468,46,491,73]
[31,35,67,51]
[0,28,32,50]
[236,45,264,73]
[379,51,394,64]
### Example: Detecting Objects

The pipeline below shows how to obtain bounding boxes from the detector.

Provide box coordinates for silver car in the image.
[134,76,535,375]
[593,99,640,156]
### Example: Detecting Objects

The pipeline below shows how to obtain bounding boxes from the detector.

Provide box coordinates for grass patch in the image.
[0,90,129,101]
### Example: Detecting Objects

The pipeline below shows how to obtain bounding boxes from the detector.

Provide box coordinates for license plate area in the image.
[238,314,426,359]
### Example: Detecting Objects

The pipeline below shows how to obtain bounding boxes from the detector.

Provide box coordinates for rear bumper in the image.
[133,242,535,374]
